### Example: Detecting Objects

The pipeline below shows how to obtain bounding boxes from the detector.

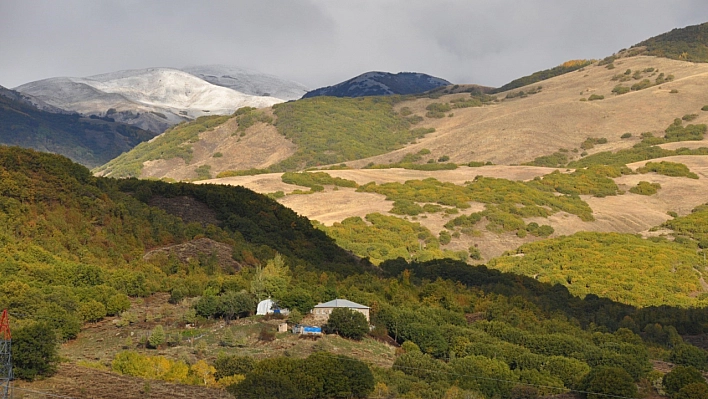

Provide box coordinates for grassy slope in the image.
[96,96,435,178]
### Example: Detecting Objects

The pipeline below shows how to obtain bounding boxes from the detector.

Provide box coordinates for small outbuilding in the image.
[312,299,370,322]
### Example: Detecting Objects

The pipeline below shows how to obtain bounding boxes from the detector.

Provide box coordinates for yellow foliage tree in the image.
[190,360,217,387]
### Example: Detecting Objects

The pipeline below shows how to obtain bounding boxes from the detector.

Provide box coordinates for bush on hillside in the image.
[324,307,369,340]
[629,181,661,195]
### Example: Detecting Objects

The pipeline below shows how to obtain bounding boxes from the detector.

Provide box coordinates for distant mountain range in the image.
[302,71,451,98]
[0,85,156,167]
[14,67,305,133]
[180,65,308,100]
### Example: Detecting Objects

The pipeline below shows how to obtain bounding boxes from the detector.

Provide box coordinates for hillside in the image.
[302,71,451,98]
[93,51,708,275]
[95,96,436,179]
[180,65,308,100]
[0,145,368,331]
[633,21,708,62]
[15,68,284,133]
[9,148,708,399]
[0,86,156,167]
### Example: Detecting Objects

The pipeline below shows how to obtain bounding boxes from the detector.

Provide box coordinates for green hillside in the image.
[492,59,593,93]
[96,96,435,177]
[0,90,155,168]
[94,114,231,178]
[8,147,708,399]
[489,232,705,307]
[634,21,708,62]
[0,146,365,337]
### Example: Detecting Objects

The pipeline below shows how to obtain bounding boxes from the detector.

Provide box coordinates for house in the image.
[312,299,370,322]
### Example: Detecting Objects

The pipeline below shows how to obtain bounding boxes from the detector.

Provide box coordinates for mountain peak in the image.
[302,71,451,98]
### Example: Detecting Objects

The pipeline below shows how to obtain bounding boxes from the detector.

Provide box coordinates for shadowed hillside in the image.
[0,86,156,168]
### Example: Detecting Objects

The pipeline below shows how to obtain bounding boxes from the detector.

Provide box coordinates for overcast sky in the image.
[1,1,707,90]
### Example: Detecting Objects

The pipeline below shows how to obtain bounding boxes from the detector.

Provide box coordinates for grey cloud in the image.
[1,0,707,89]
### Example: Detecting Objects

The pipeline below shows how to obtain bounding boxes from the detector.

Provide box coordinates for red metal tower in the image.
[0,310,11,399]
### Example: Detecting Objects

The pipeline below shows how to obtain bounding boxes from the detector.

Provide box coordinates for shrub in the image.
[212,152,223,158]
[670,89,679,93]
[324,307,369,340]
[588,94,605,101]
[637,161,699,179]
[631,79,653,91]
[148,325,166,348]
[258,326,276,342]
[670,344,708,370]
[214,354,255,380]
[612,85,630,95]
[621,133,632,139]
[663,366,706,396]
[581,366,638,399]
[676,383,708,399]
[13,323,59,380]
[194,164,212,180]
[426,102,452,113]
[702,105,708,111]
[438,155,450,162]
[439,230,451,245]
[469,246,482,260]
[683,114,699,121]
[629,181,661,195]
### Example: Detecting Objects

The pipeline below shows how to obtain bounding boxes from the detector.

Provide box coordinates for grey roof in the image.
[314,299,369,309]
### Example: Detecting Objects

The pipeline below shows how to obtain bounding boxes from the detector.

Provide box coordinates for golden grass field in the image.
[142,55,708,260]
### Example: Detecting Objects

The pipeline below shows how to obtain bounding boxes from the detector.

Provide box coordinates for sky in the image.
[1,0,708,90]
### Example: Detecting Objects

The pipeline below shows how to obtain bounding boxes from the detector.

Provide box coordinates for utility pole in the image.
[0,310,11,399]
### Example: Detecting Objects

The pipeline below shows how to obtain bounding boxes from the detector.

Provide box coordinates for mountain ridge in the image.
[15,67,285,132]
[180,64,308,100]
[302,71,451,98]
[0,85,157,167]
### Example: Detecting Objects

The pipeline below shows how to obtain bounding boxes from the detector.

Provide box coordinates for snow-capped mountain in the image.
[181,65,308,100]
[15,68,285,133]
[303,71,451,98]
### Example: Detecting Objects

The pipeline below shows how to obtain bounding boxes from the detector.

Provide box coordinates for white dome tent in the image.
[256,299,290,316]
[256,298,275,316]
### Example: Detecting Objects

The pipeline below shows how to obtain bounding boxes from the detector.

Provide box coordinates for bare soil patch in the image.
[144,237,242,273]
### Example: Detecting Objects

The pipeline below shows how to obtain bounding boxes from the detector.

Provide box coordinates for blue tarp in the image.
[303,326,321,334]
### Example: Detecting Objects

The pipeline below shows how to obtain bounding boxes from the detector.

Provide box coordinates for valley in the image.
[6,19,708,399]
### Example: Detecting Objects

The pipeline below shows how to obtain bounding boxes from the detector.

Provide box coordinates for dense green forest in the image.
[489,232,705,307]
[633,21,708,62]
[492,60,593,93]
[0,91,155,168]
